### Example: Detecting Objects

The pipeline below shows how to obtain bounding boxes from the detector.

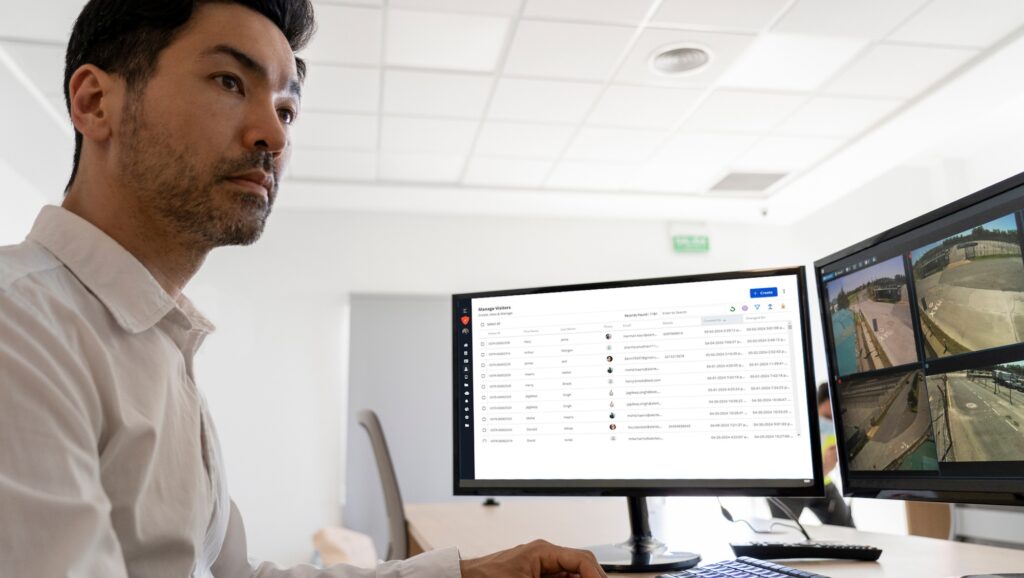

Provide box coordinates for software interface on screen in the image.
[818,182,1024,490]
[454,272,818,491]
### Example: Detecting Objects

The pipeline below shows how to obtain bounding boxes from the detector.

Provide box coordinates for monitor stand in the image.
[586,496,700,573]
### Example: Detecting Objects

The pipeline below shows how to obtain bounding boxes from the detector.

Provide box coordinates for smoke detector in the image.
[650,44,711,76]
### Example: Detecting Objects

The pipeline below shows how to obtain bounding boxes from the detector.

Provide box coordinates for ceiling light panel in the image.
[719,33,869,92]
[650,132,759,166]
[825,43,977,98]
[385,10,511,71]
[302,65,380,114]
[588,85,703,129]
[774,0,928,39]
[488,78,604,123]
[463,157,554,188]
[652,0,791,33]
[504,21,634,81]
[776,96,902,137]
[682,90,807,132]
[303,5,382,65]
[290,113,378,149]
[888,0,1024,49]
[288,149,377,181]
[733,136,843,171]
[616,29,757,87]
[626,161,728,193]
[545,161,634,191]
[389,0,522,16]
[564,127,668,162]
[383,70,493,118]
[474,122,578,158]
[523,0,652,25]
[381,117,479,154]
[379,152,466,182]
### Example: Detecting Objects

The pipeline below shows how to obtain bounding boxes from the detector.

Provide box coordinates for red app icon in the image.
[460,315,470,326]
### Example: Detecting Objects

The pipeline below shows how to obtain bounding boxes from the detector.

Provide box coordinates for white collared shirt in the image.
[0,206,460,578]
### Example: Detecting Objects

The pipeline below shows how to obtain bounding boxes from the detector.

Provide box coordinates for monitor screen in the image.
[452,267,823,496]
[815,171,1024,505]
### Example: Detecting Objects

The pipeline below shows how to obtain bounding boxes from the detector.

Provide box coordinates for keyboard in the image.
[658,557,830,578]
[730,541,882,561]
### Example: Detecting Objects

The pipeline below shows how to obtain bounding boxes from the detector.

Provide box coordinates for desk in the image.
[406,499,1024,577]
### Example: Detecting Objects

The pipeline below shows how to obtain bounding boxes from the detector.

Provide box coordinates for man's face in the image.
[116,3,300,247]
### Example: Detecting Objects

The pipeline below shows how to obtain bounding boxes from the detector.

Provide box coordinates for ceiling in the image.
[3,0,1024,224]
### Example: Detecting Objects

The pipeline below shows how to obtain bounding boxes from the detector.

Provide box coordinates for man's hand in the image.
[460,539,608,578]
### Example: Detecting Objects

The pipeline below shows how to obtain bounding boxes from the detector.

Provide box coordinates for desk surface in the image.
[406,499,1024,577]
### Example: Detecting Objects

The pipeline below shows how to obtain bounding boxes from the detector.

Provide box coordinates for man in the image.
[768,383,855,528]
[0,1,607,577]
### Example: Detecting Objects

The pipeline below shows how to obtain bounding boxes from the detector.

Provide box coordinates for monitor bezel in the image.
[452,266,825,498]
[813,169,1024,506]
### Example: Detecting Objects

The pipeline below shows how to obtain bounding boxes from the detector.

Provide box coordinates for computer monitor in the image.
[452,267,824,572]
[815,170,1024,508]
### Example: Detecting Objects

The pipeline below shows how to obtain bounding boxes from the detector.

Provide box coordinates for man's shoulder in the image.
[0,239,63,295]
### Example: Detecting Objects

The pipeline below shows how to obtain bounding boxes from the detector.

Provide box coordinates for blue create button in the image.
[750,287,778,298]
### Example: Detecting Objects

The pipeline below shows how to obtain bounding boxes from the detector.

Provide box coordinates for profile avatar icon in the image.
[609,401,614,408]
[605,333,612,340]
[606,355,613,363]
[607,367,613,374]
[609,424,617,431]
[609,389,614,396]
[609,412,615,419]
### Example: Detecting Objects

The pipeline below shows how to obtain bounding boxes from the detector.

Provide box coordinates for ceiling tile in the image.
[616,29,757,87]
[719,33,869,91]
[463,157,553,187]
[651,132,759,165]
[379,152,465,182]
[380,117,479,154]
[588,85,702,128]
[489,78,603,123]
[733,136,842,171]
[824,43,976,98]
[291,113,378,149]
[1,42,65,100]
[776,96,902,137]
[389,0,521,16]
[681,91,807,133]
[386,10,510,72]
[302,65,379,113]
[564,127,667,162]
[504,20,634,81]
[888,0,1024,48]
[545,161,633,190]
[523,0,652,25]
[383,70,493,118]
[652,0,790,32]
[474,122,577,158]
[774,0,927,39]
[287,149,376,181]
[304,5,382,65]
[626,161,728,193]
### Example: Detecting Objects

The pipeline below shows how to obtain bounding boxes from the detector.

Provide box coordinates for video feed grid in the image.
[824,256,918,377]
[910,212,1024,360]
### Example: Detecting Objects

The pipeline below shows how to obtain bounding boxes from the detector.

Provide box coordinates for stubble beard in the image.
[117,97,278,250]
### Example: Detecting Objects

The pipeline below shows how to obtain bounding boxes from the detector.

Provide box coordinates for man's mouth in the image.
[226,170,274,201]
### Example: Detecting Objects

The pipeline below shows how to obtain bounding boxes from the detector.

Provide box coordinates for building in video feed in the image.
[911,213,1024,359]
[927,361,1024,462]
[825,256,918,376]
[838,369,938,471]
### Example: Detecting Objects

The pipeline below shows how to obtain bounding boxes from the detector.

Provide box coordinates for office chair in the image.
[356,409,409,560]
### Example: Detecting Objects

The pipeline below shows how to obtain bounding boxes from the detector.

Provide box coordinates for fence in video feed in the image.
[927,362,1024,462]
[825,256,918,377]
[838,369,938,471]
[911,213,1024,359]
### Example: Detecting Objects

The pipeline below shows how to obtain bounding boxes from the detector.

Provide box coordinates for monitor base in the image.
[587,496,701,573]
[961,574,1024,577]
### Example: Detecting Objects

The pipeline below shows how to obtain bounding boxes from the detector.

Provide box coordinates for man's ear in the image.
[67,64,123,144]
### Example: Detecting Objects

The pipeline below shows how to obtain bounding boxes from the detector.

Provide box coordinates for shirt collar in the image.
[27,205,214,335]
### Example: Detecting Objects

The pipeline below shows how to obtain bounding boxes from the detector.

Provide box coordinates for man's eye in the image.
[217,75,241,92]
[278,108,297,125]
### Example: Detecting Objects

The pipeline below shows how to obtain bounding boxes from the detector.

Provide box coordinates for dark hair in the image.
[817,382,831,406]
[63,0,316,191]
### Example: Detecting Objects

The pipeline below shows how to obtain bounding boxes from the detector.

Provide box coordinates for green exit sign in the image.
[672,235,709,253]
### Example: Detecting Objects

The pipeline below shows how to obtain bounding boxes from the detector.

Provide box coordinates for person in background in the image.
[769,383,855,527]
[0,1,607,577]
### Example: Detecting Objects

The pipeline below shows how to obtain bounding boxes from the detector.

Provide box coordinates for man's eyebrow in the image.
[202,44,302,99]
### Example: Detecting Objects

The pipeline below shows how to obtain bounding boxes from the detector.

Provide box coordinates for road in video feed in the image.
[826,256,918,376]
[927,362,1024,462]
[911,213,1024,359]
[837,369,938,471]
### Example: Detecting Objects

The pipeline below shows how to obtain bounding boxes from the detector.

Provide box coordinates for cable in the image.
[716,497,806,537]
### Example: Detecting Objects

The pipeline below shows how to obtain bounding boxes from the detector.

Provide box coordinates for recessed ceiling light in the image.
[650,44,712,76]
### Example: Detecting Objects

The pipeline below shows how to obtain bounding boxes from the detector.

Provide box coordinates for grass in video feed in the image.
[825,256,918,377]
[838,369,939,472]
[911,213,1024,359]
[927,362,1024,462]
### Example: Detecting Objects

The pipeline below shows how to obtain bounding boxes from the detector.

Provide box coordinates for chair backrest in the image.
[356,409,409,560]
